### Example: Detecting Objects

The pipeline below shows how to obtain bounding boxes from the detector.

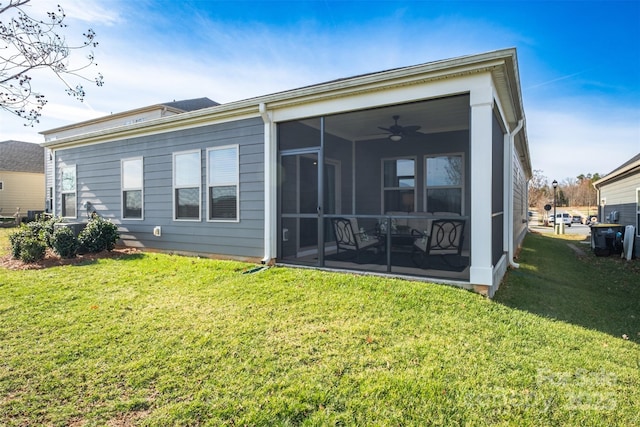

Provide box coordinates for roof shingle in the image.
[0,140,44,173]
[162,97,219,112]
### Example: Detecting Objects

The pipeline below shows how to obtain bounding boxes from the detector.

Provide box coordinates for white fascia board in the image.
[272,73,487,123]
[41,106,260,150]
[43,49,521,150]
[40,105,184,136]
[593,159,640,188]
[267,59,507,112]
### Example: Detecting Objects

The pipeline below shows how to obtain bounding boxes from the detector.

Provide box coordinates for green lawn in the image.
[0,228,638,426]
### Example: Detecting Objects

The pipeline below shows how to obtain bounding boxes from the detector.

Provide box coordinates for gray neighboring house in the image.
[40,49,531,297]
[593,153,640,256]
[0,140,45,219]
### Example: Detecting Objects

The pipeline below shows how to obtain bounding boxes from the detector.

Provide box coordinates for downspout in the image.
[259,103,274,264]
[507,119,524,269]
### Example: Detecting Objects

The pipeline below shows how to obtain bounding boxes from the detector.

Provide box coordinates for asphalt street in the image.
[529,222,592,237]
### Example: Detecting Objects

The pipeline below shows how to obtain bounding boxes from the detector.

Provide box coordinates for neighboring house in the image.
[593,153,640,256]
[0,140,45,219]
[40,48,531,297]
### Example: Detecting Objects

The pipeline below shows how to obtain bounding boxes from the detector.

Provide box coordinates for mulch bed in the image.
[0,247,139,271]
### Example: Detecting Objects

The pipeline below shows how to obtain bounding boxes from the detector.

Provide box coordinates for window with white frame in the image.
[121,157,143,219]
[425,154,463,214]
[60,165,76,218]
[207,145,239,221]
[173,150,201,220]
[382,158,415,212]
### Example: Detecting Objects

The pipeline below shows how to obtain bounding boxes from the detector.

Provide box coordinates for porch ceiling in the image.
[322,95,470,142]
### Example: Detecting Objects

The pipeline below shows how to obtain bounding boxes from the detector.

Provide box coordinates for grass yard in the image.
[0,228,638,426]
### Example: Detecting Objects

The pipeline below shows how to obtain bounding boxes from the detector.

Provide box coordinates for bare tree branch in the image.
[0,0,104,125]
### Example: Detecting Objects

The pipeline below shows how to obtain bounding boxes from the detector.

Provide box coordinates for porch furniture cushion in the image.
[331,217,383,260]
[384,211,460,236]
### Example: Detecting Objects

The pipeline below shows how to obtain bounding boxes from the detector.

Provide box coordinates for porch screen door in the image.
[279,151,323,265]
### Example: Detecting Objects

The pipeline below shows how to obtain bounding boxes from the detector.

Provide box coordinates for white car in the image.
[554,212,572,227]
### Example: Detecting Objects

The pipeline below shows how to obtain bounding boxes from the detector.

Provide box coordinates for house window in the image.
[425,154,463,214]
[0,181,3,190]
[173,150,201,220]
[207,145,239,221]
[122,157,143,219]
[60,165,76,218]
[382,158,415,212]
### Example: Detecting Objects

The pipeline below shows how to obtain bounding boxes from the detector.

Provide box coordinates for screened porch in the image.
[276,95,472,282]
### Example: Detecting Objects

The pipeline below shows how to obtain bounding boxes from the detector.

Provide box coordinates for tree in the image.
[575,173,599,208]
[527,169,549,209]
[556,189,568,207]
[0,0,103,125]
[561,177,577,206]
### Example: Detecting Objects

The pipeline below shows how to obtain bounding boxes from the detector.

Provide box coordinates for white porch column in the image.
[469,85,495,291]
[259,103,277,264]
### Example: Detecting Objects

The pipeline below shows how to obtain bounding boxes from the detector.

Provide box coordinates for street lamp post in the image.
[552,180,558,233]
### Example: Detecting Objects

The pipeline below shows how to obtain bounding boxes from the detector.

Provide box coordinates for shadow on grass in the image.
[72,251,147,266]
[495,231,640,344]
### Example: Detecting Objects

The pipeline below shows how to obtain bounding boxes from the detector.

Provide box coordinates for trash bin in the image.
[590,224,625,256]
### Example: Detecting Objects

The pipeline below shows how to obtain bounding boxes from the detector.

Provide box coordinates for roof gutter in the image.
[41,49,518,151]
[593,158,640,188]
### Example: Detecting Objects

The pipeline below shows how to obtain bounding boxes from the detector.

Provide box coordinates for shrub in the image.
[78,216,119,253]
[18,236,46,263]
[25,220,46,239]
[18,216,63,249]
[42,216,64,248]
[8,226,36,259]
[52,226,78,258]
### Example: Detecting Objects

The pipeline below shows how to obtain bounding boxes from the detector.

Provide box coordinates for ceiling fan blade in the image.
[378,116,421,140]
[402,125,421,134]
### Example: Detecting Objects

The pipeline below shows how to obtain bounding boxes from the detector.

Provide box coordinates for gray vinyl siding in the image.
[598,173,639,207]
[45,149,54,212]
[54,117,265,258]
[325,133,354,215]
[597,171,640,255]
[512,148,528,249]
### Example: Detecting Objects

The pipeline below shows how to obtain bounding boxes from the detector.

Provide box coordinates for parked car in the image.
[572,215,582,224]
[552,212,572,227]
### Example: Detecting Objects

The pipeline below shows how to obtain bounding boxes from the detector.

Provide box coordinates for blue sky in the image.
[2,0,639,183]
